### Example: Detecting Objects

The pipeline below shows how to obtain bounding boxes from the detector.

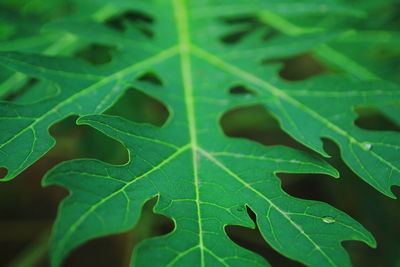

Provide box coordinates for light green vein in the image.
[204,247,229,267]
[211,151,337,176]
[0,54,105,80]
[286,90,400,97]
[173,0,206,266]
[49,171,128,184]
[166,245,200,267]
[78,118,180,150]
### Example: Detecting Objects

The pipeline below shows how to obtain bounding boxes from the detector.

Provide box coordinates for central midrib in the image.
[173,0,206,265]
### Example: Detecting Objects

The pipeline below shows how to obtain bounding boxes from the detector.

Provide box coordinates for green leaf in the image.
[44,113,375,267]
[2,0,399,266]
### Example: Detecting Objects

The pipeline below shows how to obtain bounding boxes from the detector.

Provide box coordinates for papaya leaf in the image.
[1,0,399,267]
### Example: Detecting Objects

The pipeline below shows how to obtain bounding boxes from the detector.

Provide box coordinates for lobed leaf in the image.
[1,0,399,267]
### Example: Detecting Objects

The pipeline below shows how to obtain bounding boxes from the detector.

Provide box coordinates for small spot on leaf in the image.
[363,143,373,151]
[322,216,335,224]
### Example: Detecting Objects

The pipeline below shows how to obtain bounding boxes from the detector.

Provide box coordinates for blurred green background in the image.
[0,0,399,266]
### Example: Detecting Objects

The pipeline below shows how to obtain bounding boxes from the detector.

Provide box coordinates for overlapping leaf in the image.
[0,0,131,100]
